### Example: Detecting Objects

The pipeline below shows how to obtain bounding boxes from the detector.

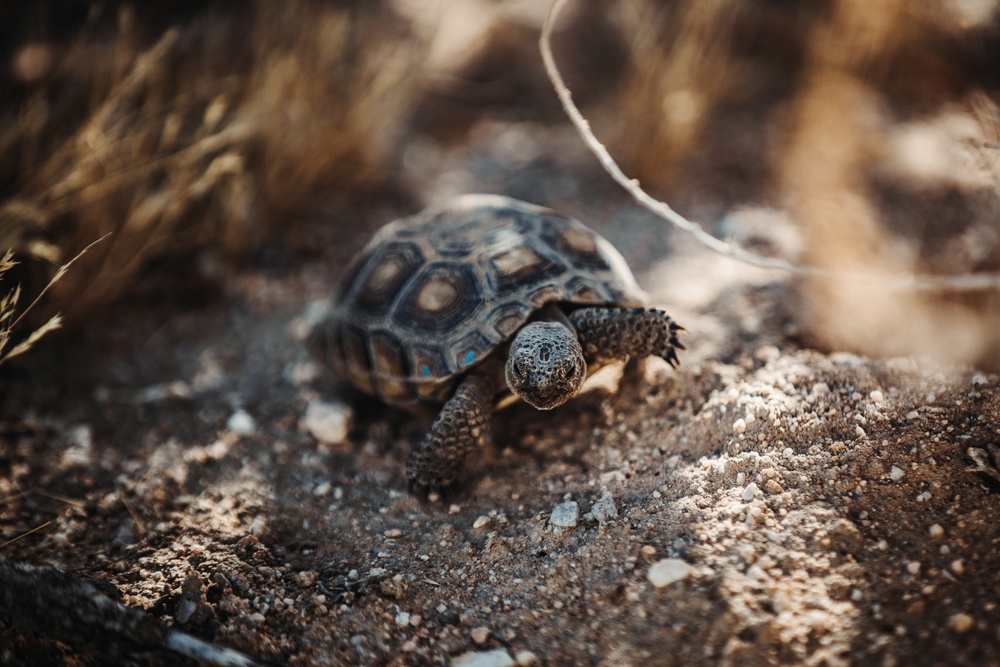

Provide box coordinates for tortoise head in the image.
[505,322,586,410]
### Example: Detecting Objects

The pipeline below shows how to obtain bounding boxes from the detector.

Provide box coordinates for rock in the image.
[303,401,352,444]
[514,651,540,666]
[471,626,491,645]
[647,558,693,588]
[452,649,515,667]
[549,501,579,528]
[591,492,618,525]
[227,409,256,436]
[948,613,974,633]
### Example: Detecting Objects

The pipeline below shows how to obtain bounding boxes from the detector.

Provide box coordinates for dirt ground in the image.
[3,143,1000,666]
[2,3,1000,667]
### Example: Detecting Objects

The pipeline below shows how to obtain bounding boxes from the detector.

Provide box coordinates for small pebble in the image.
[947,613,974,633]
[890,466,905,481]
[514,650,540,666]
[640,545,657,558]
[385,528,403,538]
[473,516,491,529]
[591,492,618,525]
[951,559,965,575]
[302,401,353,445]
[733,418,747,434]
[742,483,758,502]
[471,626,491,645]
[869,389,884,403]
[451,648,514,667]
[906,561,921,575]
[647,558,693,588]
[296,570,318,587]
[250,515,267,537]
[395,612,410,627]
[929,524,944,538]
[549,501,579,528]
[227,409,256,436]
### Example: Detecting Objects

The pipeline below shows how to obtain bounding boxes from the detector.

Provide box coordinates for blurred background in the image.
[1,0,999,370]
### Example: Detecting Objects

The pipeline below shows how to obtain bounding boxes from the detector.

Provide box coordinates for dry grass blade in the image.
[540,0,1000,292]
[0,234,107,365]
[2,315,63,363]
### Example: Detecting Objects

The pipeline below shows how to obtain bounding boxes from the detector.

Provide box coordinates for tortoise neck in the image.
[527,302,575,334]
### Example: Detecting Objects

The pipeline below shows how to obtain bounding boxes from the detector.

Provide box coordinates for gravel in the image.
[647,559,693,588]
[549,501,579,528]
[302,401,352,444]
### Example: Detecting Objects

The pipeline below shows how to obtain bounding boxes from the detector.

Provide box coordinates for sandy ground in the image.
[2,157,999,667]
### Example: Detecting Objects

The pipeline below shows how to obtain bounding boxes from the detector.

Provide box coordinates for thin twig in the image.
[115,483,146,535]
[540,0,1000,291]
[0,521,52,550]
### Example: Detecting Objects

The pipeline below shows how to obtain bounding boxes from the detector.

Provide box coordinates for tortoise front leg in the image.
[569,307,684,367]
[406,364,501,498]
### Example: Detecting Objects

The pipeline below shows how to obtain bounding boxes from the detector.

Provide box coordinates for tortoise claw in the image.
[406,477,461,502]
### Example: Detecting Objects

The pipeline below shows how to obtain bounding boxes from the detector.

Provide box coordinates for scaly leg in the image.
[406,362,501,498]
[569,307,684,367]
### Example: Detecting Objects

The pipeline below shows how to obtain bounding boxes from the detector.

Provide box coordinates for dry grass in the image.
[0,1,423,325]
[0,236,104,365]
[596,0,1000,367]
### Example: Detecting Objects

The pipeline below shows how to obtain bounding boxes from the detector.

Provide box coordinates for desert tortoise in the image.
[322,194,684,496]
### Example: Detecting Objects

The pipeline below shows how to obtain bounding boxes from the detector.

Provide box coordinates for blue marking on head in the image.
[421,366,430,376]
[464,350,476,364]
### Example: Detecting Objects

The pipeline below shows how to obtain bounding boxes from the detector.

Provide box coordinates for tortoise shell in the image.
[327,194,644,407]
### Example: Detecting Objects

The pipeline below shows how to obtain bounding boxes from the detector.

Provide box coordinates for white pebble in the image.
[302,401,352,444]
[869,389,884,403]
[227,409,256,436]
[951,559,964,574]
[890,466,905,481]
[395,612,410,627]
[929,524,944,538]
[647,558,693,588]
[735,472,746,486]
[733,418,747,434]
[549,501,579,528]
[514,650,540,666]
[452,649,515,667]
[473,516,491,529]
[854,425,867,439]
[591,492,618,525]
[742,483,758,502]
[906,561,921,575]
[250,515,267,537]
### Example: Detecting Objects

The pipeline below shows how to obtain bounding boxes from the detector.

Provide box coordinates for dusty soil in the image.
[2,4,1000,660]
[2,148,1000,667]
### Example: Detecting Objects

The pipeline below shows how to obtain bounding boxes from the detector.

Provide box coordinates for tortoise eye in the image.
[565,365,576,380]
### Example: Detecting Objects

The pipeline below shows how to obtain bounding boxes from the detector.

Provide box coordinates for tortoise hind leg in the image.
[406,363,501,498]
[569,307,684,367]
